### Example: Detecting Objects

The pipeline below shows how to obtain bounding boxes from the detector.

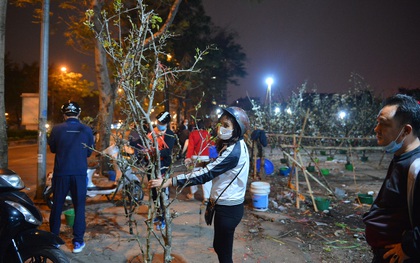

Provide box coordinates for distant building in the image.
[21,93,39,130]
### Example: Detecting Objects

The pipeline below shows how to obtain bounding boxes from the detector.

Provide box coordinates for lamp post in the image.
[338,110,348,136]
[265,77,273,116]
[35,0,50,200]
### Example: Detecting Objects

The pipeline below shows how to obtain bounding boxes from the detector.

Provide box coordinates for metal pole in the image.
[35,0,50,200]
[268,83,272,117]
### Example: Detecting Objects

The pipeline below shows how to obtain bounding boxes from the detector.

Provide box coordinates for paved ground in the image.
[35,186,300,263]
[17,145,390,262]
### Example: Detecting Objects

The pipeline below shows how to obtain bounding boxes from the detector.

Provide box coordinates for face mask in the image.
[157,124,167,131]
[218,127,233,140]
[384,127,405,153]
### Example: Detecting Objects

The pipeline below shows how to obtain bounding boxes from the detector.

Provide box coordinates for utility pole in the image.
[35,0,50,200]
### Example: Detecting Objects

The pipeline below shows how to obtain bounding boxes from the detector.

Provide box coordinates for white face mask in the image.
[218,127,233,140]
[384,127,405,153]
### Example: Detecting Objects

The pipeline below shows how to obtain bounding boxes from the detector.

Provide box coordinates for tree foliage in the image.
[250,73,382,148]
[84,0,211,261]
[48,67,95,123]
[4,57,95,126]
[149,0,247,122]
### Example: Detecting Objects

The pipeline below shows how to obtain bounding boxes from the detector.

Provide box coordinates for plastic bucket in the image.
[279,167,291,176]
[250,182,270,211]
[306,166,315,172]
[358,193,373,204]
[314,197,330,211]
[360,156,369,162]
[256,159,274,175]
[345,163,354,171]
[320,168,330,176]
[63,209,75,227]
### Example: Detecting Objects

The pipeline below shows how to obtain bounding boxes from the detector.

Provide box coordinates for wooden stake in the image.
[283,151,334,195]
[298,152,318,212]
[294,109,309,209]
[293,134,299,209]
[253,141,257,180]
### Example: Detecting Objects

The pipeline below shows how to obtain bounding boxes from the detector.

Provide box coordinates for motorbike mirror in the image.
[0,174,25,190]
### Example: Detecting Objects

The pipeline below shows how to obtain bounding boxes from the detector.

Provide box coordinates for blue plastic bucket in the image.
[279,166,291,176]
[256,159,274,175]
[250,182,270,211]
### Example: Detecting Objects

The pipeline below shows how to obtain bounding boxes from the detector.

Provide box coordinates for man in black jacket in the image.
[363,94,420,262]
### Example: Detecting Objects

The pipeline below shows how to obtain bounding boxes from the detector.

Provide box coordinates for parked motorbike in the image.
[43,165,144,209]
[0,168,69,263]
[43,144,144,209]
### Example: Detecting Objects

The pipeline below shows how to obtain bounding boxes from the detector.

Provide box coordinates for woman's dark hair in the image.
[196,120,205,130]
[215,112,241,152]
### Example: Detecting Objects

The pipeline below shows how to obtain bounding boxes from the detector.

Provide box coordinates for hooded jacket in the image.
[172,139,249,206]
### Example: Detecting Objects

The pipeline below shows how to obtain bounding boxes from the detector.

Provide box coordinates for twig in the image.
[264,235,285,244]
[278,229,297,238]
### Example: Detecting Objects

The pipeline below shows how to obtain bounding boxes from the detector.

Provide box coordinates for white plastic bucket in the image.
[250,182,270,211]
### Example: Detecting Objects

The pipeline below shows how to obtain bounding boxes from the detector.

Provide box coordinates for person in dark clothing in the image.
[251,126,268,158]
[147,111,175,230]
[363,94,420,263]
[177,119,190,159]
[250,127,268,148]
[48,101,94,254]
[251,126,268,177]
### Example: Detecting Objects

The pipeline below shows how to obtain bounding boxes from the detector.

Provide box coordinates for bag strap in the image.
[407,158,420,227]
[213,161,246,204]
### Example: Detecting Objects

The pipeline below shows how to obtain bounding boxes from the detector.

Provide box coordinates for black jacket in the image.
[363,146,420,258]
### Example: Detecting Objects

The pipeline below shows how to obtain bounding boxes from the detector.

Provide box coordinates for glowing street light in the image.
[265,77,274,116]
[60,66,67,73]
[338,110,348,136]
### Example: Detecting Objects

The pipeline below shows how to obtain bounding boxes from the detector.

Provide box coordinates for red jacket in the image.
[186,129,212,159]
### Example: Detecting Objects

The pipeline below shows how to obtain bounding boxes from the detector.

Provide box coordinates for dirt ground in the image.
[35,148,391,263]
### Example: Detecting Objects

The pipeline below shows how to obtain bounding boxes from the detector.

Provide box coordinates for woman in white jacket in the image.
[149,106,250,263]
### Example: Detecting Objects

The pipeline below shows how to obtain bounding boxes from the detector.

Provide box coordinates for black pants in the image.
[50,175,87,244]
[213,203,244,263]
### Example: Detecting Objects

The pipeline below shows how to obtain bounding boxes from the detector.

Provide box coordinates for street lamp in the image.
[265,77,274,116]
[338,110,348,136]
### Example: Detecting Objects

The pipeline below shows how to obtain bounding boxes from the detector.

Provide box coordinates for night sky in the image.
[202,0,420,102]
[6,1,420,104]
